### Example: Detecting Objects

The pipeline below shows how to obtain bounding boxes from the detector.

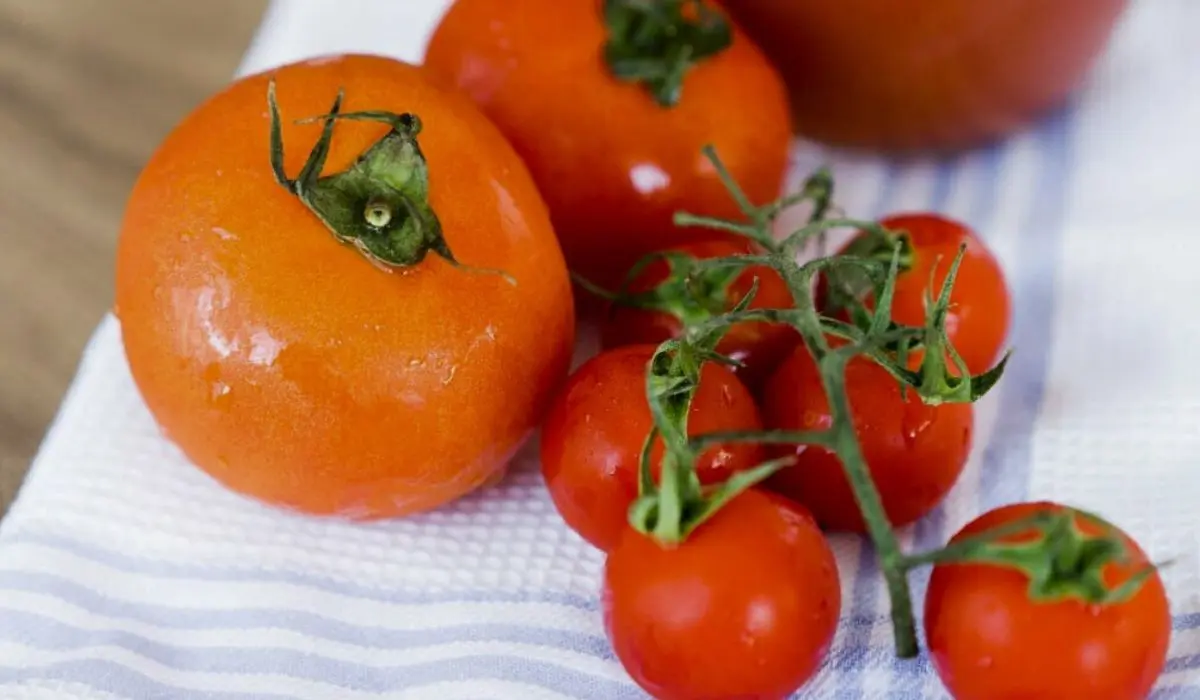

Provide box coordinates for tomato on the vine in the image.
[761,344,973,531]
[924,502,1171,700]
[820,213,1010,376]
[604,488,841,700]
[540,345,764,551]
[599,240,797,391]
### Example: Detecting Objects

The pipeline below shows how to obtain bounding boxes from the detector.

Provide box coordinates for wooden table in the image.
[0,0,267,513]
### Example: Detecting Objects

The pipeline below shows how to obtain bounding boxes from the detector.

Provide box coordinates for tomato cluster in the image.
[113,0,1167,698]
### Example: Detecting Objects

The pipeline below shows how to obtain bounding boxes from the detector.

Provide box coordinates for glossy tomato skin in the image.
[604,489,841,699]
[724,0,1128,151]
[424,0,792,289]
[115,55,575,519]
[540,345,764,551]
[821,213,1010,376]
[925,502,1171,700]
[600,240,798,391]
[761,345,973,532]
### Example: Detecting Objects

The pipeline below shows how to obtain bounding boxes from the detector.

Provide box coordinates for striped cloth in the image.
[3,0,1199,697]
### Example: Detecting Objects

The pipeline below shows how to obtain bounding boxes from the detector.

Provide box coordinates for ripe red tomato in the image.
[540,345,764,552]
[604,489,841,699]
[924,502,1171,700]
[723,0,1128,151]
[761,345,973,531]
[820,213,1010,376]
[599,240,797,391]
[425,0,792,290]
[114,54,574,518]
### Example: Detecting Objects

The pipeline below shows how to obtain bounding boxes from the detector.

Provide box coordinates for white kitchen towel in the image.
[2,0,1199,698]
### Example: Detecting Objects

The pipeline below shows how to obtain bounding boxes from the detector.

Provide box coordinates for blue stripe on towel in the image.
[0,609,637,698]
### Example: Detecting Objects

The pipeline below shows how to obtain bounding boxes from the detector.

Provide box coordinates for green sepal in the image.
[267,81,513,282]
[602,0,732,107]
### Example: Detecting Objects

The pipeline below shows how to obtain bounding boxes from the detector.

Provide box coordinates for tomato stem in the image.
[772,254,920,658]
[266,80,513,282]
[602,0,732,107]
[901,507,1161,606]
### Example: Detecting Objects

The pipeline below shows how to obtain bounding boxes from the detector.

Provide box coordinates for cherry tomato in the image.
[723,0,1128,151]
[925,502,1171,700]
[604,488,841,699]
[761,345,973,532]
[424,0,792,290]
[600,240,798,391]
[540,345,764,552]
[820,213,1010,376]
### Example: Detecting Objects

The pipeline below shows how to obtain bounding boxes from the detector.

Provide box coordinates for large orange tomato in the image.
[424,0,792,290]
[724,0,1129,151]
[115,54,575,519]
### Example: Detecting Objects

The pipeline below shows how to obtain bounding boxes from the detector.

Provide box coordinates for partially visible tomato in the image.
[724,0,1129,151]
[424,0,792,290]
[819,213,1010,376]
[925,502,1171,700]
[599,240,797,391]
[761,345,973,532]
[115,54,575,519]
[604,488,841,700]
[540,345,764,552]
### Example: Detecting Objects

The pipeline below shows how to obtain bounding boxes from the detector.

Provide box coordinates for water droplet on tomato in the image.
[977,656,994,669]
[900,405,934,448]
[211,381,231,403]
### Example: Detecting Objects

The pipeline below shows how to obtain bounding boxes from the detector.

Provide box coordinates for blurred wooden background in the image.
[0,0,268,513]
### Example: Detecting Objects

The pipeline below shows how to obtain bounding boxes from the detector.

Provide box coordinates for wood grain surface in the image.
[0,0,267,513]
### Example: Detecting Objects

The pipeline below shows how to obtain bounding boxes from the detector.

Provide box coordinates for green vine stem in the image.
[644,146,1012,658]
[602,0,732,107]
[624,143,1158,661]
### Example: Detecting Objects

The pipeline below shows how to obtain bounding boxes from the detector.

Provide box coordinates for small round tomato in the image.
[761,345,973,532]
[424,0,792,289]
[925,502,1171,700]
[599,240,798,391]
[540,345,764,552]
[820,213,1010,376]
[604,488,841,700]
[115,54,575,519]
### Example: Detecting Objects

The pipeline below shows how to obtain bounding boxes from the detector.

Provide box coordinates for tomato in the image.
[820,213,1010,376]
[761,345,973,531]
[540,345,764,552]
[723,0,1129,151]
[599,240,798,391]
[924,502,1171,700]
[424,0,792,290]
[604,488,841,699]
[114,54,575,519]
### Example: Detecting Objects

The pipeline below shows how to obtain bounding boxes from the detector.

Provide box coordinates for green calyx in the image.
[575,249,750,338]
[627,338,795,546]
[267,80,513,282]
[903,509,1158,606]
[602,0,732,107]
